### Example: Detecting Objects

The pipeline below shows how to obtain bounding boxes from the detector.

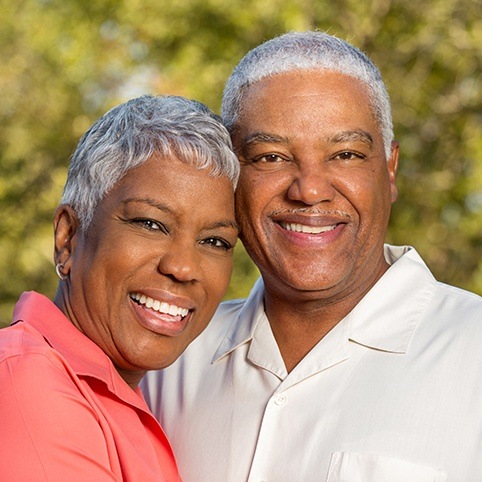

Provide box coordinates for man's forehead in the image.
[242,68,369,94]
[235,71,379,140]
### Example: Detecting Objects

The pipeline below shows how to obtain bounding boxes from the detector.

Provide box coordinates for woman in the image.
[0,95,239,481]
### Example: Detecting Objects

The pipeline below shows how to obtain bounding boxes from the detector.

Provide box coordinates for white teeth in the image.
[130,293,189,317]
[281,222,338,234]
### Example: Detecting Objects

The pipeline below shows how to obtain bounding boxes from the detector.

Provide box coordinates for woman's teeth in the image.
[130,292,189,317]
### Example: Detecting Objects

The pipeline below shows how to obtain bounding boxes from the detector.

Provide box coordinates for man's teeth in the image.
[281,222,338,234]
[130,293,189,317]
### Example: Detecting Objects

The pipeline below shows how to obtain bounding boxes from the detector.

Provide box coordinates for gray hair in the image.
[222,31,394,158]
[61,94,239,230]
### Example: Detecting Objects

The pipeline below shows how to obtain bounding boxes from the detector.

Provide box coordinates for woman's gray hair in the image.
[222,31,394,158]
[61,94,239,230]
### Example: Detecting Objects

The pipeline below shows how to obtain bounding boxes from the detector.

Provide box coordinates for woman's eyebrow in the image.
[122,197,173,214]
[122,198,239,232]
[205,220,240,232]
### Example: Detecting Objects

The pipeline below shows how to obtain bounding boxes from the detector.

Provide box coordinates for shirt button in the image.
[273,394,287,406]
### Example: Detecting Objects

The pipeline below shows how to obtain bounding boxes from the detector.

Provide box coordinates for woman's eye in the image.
[133,219,167,233]
[200,237,233,250]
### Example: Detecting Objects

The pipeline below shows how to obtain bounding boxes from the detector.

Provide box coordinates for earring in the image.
[55,263,67,281]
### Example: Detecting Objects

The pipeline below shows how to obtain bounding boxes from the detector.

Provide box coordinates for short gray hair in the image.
[222,31,393,158]
[62,94,239,229]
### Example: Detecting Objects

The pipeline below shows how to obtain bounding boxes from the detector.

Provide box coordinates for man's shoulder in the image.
[430,280,482,324]
[192,297,249,346]
[211,297,248,321]
[388,244,482,324]
[412,280,482,355]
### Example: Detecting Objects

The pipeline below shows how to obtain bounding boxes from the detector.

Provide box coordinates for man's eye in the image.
[200,237,233,250]
[333,151,365,161]
[253,154,285,163]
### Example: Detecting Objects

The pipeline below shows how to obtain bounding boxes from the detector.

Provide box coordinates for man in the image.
[142,32,482,481]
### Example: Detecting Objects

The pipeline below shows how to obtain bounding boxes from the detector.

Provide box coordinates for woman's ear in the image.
[53,204,80,277]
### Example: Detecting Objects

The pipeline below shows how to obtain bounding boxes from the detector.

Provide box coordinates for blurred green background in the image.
[1,0,481,327]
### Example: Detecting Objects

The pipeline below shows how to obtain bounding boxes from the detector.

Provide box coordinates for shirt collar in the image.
[12,291,147,407]
[213,277,266,362]
[347,245,435,353]
[213,245,435,362]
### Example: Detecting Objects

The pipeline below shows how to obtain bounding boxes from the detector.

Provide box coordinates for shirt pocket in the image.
[326,451,447,482]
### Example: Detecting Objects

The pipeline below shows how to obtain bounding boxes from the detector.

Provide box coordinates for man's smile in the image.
[279,222,339,234]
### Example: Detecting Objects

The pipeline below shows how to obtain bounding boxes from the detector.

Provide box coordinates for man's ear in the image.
[53,205,80,277]
[388,140,399,204]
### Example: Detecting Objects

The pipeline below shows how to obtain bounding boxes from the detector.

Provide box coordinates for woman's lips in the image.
[130,292,189,318]
[129,291,193,336]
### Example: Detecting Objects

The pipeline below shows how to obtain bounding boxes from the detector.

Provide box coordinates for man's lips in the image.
[271,210,350,233]
[269,210,350,246]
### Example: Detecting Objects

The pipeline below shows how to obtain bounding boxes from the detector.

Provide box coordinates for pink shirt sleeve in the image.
[0,350,120,481]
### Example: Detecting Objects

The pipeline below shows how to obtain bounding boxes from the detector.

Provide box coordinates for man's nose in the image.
[286,162,336,205]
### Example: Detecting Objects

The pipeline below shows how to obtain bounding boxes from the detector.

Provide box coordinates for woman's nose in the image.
[157,242,201,283]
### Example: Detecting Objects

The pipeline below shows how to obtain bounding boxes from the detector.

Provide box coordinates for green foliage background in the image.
[1,0,481,327]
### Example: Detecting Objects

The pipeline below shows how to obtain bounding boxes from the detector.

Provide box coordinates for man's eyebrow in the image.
[240,132,289,148]
[328,129,373,147]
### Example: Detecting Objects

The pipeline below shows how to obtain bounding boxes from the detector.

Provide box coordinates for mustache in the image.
[269,207,352,219]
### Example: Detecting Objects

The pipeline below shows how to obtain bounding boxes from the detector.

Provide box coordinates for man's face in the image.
[232,70,398,303]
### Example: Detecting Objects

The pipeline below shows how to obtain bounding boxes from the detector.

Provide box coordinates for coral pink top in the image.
[0,291,181,482]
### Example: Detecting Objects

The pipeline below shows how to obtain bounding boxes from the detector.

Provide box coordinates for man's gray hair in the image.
[222,31,394,158]
[62,94,239,230]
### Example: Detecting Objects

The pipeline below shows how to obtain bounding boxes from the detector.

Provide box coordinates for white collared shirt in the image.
[142,245,482,481]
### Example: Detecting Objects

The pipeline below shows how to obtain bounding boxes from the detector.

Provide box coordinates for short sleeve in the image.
[0,351,119,481]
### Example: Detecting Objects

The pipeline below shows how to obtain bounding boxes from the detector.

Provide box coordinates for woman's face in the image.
[55,153,238,387]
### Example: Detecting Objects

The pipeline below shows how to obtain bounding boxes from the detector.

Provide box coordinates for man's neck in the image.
[264,294,352,373]
[262,260,390,373]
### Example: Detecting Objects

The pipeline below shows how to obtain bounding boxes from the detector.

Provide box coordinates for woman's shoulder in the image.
[0,321,55,361]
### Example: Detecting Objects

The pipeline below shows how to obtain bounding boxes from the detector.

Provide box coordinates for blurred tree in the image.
[0,0,481,327]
